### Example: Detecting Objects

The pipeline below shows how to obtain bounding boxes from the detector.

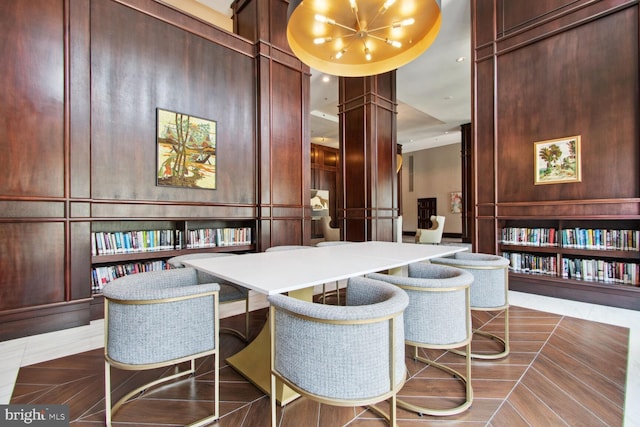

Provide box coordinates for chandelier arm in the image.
[366,24,393,33]
[330,21,358,33]
[367,33,394,43]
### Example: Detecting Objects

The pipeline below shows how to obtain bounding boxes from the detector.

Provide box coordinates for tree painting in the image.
[534,136,581,184]
[157,109,217,189]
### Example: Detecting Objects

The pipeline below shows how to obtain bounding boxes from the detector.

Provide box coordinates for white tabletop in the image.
[182,241,468,295]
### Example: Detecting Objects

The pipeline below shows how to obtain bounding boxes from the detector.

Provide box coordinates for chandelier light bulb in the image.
[364,47,372,61]
[386,39,402,48]
[315,14,335,25]
[314,37,332,44]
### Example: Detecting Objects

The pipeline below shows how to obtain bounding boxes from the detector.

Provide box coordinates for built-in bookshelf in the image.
[499,219,640,309]
[91,219,255,294]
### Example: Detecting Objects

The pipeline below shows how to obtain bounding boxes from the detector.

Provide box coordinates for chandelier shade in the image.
[286,0,442,77]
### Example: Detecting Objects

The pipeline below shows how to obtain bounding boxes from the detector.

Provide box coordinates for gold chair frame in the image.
[269,305,406,426]
[104,292,220,427]
[395,282,473,417]
[433,261,510,360]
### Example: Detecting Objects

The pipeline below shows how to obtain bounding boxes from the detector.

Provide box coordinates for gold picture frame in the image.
[534,135,581,185]
[156,108,217,189]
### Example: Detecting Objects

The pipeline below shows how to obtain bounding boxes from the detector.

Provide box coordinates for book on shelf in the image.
[561,228,639,251]
[92,230,176,256]
[91,259,170,293]
[186,227,252,248]
[502,252,557,276]
[561,257,639,286]
[501,227,557,247]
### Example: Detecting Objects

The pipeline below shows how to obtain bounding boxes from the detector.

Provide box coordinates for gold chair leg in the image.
[220,297,251,342]
[398,344,473,417]
[451,308,509,359]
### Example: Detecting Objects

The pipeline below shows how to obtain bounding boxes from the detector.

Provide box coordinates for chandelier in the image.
[286,0,442,77]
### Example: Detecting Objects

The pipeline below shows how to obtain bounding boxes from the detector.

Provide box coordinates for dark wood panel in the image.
[90,202,256,219]
[476,217,497,254]
[270,63,305,206]
[499,0,581,35]
[473,0,495,47]
[90,0,256,204]
[0,300,90,341]
[375,106,396,210]
[0,0,65,198]
[69,0,91,199]
[0,223,66,310]
[496,7,638,203]
[268,219,303,247]
[70,222,92,301]
[474,59,495,206]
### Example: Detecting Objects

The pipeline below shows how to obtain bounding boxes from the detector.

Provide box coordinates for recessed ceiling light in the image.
[322,75,330,83]
[456,57,465,62]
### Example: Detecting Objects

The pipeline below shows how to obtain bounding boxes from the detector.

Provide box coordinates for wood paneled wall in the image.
[472,0,639,254]
[0,0,309,340]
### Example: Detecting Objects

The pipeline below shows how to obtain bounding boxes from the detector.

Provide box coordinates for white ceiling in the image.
[197,0,471,154]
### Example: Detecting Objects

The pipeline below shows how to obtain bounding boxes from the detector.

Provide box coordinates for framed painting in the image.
[450,191,462,213]
[156,108,217,189]
[534,135,581,185]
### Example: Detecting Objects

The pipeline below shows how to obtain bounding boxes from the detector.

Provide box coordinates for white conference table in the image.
[183,241,468,404]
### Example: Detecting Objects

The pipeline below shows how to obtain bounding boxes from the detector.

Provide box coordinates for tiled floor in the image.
[2,257,640,425]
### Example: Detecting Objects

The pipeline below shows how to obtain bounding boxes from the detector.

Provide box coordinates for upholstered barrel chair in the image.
[168,252,251,341]
[431,252,510,359]
[368,262,474,416]
[268,276,409,426]
[103,268,220,427]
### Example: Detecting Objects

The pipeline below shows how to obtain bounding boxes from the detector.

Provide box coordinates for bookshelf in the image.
[499,219,640,310]
[91,219,255,294]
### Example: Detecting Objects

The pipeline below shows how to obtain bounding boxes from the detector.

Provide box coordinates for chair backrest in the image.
[368,263,472,347]
[268,276,409,402]
[320,216,340,241]
[431,252,510,309]
[103,268,219,366]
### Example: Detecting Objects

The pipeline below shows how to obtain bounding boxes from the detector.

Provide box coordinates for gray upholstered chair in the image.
[103,268,219,427]
[168,252,251,341]
[315,240,354,304]
[268,276,409,426]
[415,215,445,244]
[368,262,474,416]
[320,215,340,241]
[431,252,511,359]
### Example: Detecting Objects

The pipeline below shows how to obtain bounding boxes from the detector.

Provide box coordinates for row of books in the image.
[92,227,253,255]
[92,230,176,256]
[560,228,640,251]
[185,227,252,248]
[500,227,558,247]
[562,258,640,285]
[502,252,557,276]
[91,260,169,293]
[503,250,640,286]
[501,227,640,251]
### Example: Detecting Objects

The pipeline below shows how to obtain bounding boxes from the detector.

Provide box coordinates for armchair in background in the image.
[320,215,340,241]
[415,215,445,244]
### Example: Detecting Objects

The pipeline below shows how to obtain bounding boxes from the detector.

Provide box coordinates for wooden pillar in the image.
[460,122,473,244]
[232,0,311,250]
[338,72,398,242]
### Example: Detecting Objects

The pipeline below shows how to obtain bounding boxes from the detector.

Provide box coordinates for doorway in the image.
[417,198,437,229]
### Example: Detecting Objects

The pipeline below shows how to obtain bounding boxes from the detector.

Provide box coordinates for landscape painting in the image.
[157,108,217,189]
[534,135,581,185]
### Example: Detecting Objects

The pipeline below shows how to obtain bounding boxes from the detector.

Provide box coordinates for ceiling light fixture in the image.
[286,0,442,77]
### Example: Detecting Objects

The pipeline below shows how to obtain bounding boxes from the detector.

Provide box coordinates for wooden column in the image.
[338,73,399,242]
[232,0,311,250]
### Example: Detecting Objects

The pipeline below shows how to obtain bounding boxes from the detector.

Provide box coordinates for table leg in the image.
[226,286,314,405]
